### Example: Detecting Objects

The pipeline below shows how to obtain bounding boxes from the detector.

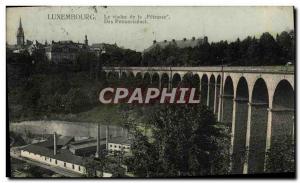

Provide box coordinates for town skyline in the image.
[6,6,294,51]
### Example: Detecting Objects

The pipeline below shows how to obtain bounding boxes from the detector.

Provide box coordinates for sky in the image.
[6,6,294,51]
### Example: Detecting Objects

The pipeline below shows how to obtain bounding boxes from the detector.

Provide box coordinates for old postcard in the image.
[6,6,295,178]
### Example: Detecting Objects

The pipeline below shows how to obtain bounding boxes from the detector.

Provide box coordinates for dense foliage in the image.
[266,136,295,173]
[127,104,231,177]
[76,43,142,68]
[142,31,294,66]
[7,61,101,121]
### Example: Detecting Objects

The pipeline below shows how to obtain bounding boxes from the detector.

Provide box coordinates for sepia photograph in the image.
[6,6,295,178]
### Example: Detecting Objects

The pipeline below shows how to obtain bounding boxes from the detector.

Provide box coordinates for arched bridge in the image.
[101,66,294,174]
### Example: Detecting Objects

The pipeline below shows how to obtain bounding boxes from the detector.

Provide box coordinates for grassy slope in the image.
[46,105,124,125]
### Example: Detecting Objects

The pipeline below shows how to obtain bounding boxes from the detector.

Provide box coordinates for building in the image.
[107,137,131,153]
[84,35,88,45]
[68,138,106,156]
[16,18,25,48]
[17,128,132,177]
[9,18,93,62]
[20,133,86,175]
[143,36,208,53]
[7,17,30,53]
[27,40,47,56]
[19,133,113,177]
[34,135,74,149]
[45,40,88,64]
[20,144,87,175]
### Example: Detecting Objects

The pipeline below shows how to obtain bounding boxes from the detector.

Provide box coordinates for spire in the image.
[17,17,25,46]
[84,34,88,45]
[19,17,22,29]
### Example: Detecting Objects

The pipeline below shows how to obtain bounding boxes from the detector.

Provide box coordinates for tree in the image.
[245,37,260,66]
[62,88,90,113]
[83,157,98,177]
[94,156,108,177]
[127,128,162,177]
[266,135,295,173]
[276,31,294,64]
[259,32,280,65]
[127,104,231,177]
[141,31,294,67]
[109,150,127,177]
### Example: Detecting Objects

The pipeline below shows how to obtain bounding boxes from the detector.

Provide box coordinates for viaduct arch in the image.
[101,66,294,174]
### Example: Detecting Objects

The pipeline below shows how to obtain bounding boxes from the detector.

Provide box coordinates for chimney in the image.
[95,123,101,158]
[164,40,167,43]
[114,126,117,137]
[53,132,57,155]
[106,125,109,150]
[192,37,195,41]
[183,38,187,41]
[172,39,176,43]
[153,40,156,44]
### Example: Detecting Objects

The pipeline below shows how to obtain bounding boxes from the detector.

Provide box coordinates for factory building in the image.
[19,124,131,177]
[33,135,74,149]
[107,137,131,153]
[68,138,106,156]
[20,144,86,174]
[19,131,110,176]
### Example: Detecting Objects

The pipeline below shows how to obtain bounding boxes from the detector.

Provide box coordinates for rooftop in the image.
[69,138,106,150]
[45,40,88,52]
[70,137,106,145]
[21,144,85,166]
[34,135,74,148]
[144,36,208,53]
[108,137,132,145]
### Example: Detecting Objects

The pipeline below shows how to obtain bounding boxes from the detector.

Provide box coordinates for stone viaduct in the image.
[101,66,294,174]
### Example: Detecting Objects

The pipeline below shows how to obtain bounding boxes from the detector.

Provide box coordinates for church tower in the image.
[17,17,25,47]
[84,35,88,46]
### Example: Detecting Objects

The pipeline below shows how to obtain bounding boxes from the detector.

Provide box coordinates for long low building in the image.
[20,144,113,177]
[20,144,86,175]
[18,129,132,177]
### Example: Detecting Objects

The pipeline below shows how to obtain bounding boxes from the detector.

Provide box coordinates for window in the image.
[119,145,121,148]
[50,158,52,162]
[55,160,57,164]
[114,145,117,148]
[110,145,112,147]
[78,166,81,171]
[64,162,66,167]
[44,157,46,160]
[72,164,75,169]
